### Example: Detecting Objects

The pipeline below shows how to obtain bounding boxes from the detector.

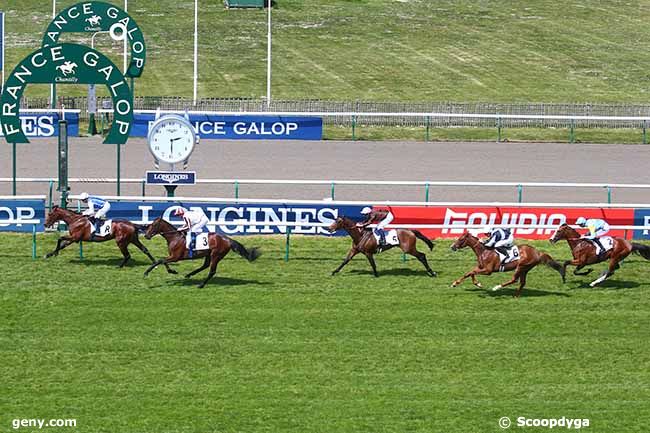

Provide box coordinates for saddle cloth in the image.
[192,232,211,251]
[90,220,112,236]
[589,236,614,255]
[372,229,400,247]
[496,245,520,265]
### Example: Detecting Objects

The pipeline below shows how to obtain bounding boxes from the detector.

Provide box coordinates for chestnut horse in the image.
[44,205,174,272]
[327,216,437,277]
[143,217,261,288]
[450,231,565,297]
[550,223,650,287]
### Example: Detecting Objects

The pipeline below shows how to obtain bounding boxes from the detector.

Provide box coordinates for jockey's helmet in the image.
[79,192,89,201]
[360,207,372,215]
[174,207,186,216]
[576,216,587,226]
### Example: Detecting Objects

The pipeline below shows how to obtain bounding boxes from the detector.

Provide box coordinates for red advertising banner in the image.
[381,206,635,240]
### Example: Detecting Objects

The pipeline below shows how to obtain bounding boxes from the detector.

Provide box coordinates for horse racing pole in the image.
[50,0,56,109]
[266,0,271,109]
[193,0,198,106]
[57,118,69,209]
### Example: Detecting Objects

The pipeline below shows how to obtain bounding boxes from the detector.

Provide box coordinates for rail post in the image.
[569,120,576,143]
[351,115,357,141]
[425,116,430,142]
[77,201,83,260]
[284,227,291,262]
[425,182,430,202]
[330,182,335,200]
[116,144,121,196]
[12,142,17,195]
[606,185,612,204]
[32,224,37,260]
[517,184,523,203]
[496,117,502,143]
[48,180,54,211]
[234,181,239,200]
[141,180,146,197]
[644,120,648,145]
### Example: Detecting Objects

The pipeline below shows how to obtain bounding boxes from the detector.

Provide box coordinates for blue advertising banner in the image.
[0,112,79,138]
[0,199,45,232]
[131,113,322,140]
[103,201,366,236]
[633,209,650,240]
[146,171,196,185]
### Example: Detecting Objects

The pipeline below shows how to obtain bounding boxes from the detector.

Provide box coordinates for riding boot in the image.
[496,246,509,260]
[95,218,104,235]
[593,238,606,259]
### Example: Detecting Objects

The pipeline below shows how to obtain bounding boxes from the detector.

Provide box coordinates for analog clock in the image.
[147,114,198,165]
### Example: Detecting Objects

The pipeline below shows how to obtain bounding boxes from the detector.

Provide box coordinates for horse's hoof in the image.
[491,285,502,292]
[168,269,178,275]
[184,274,191,279]
[476,283,483,288]
[430,272,437,278]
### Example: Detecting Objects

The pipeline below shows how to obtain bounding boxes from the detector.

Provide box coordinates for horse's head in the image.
[327,216,354,233]
[145,217,163,240]
[450,231,475,251]
[549,223,579,243]
[44,205,61,228]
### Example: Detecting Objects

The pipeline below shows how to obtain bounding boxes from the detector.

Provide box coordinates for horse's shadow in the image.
[469,287,571,298]
[69,258,154,267]
[569,279,640,290]
[347,268,438,277]
[170,276,267,288]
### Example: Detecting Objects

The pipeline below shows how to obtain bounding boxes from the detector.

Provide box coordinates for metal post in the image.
[643,120,647,145]
[606,185,612,204]
[32,225,37,260]
[284,227,291,262]
[234,181,239,200]
[425,116,430,142]
[116,144,121,196]
[48,180,54,211]
[58,119,69,209]
[425,182,430,202]
[77,200,83,260]
[351,115,356,141]
[517,184,523,203]
[12,142,17,195]
[141,180,146,197]
[330,182,335,200]
[497,117,502,143]
[569,120,575,143]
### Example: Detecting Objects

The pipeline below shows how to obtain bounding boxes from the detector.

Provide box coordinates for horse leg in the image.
[144,257,172,277]
[451,267,488,288]
[198,251,224,288]
[365,253,379,277]
[186,255,210,279]
[411,250,437,277]
[131,237,178,274]
[589,258,619,287]
[491,269,522,292]
[117,241,131,268]
[45,236,75,258]
[332,248,359,276]
[514,269,530,298]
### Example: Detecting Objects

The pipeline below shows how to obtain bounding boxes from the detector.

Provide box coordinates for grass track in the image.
[1,233,650,432]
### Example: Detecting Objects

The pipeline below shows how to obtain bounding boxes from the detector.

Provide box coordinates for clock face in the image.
[148,118,196,164]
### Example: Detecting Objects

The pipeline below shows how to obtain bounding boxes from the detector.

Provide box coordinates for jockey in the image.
[80,192,110,233]
[576,216,610,255]
[175,207,209,253]
[356,206,394,246]
[481,226,514,258]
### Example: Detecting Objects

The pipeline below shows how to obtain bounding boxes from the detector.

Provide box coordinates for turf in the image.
[6,0,650,102]
[1,233,649,432]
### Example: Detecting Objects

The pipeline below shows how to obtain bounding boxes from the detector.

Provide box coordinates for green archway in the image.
[1,43,133,144]
[42,1,146,78]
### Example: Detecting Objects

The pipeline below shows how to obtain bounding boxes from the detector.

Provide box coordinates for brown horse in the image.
[44,205,175,272]
[327,216,437,277]
[450,231,565,297]
[549,223,650,287]
[143,217,261,288]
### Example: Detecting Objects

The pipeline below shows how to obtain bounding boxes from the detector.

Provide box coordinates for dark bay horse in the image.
[143,217,261,288]
[44,205,174,271]
[327,216,437,277]
[550,223,650,287]
[450,231,565,297]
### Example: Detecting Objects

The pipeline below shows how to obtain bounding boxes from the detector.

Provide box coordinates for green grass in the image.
[2,233,650,432]
[6,0,650,102]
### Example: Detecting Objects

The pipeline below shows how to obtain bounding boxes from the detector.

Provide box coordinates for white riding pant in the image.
[493,233,514,249]
[585,226,610,239]
[185,215,209,248]
[376,212,394,231]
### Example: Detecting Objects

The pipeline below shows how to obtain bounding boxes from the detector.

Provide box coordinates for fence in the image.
[3,178,650,208]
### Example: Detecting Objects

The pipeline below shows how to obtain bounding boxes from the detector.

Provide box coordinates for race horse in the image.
[327,216,437,277]
[44,205,175,272]
[549,223,650,287]
[143,217,261,288]
[450,231,565,297]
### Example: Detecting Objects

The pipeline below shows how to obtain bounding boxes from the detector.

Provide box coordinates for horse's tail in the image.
[228,237,262,262]
[412,230,434,251]
[540,252,566,282]
[632,243,650,260]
